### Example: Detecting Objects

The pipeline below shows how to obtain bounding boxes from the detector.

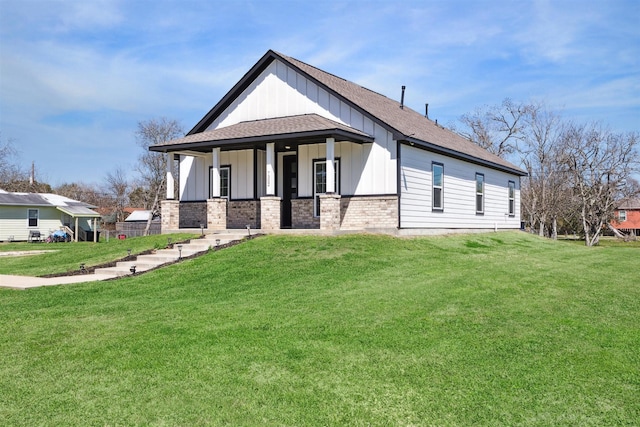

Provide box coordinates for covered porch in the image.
[151,114,382,232]
[57,206,101,242]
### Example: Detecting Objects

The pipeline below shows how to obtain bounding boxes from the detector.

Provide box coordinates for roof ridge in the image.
[274,51,393,100]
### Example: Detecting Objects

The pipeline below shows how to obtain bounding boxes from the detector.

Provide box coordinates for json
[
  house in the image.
[150,50,526,233]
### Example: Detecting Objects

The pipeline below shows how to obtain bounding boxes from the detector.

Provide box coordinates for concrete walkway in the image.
[0,273,119,290]
[0,231,250,290]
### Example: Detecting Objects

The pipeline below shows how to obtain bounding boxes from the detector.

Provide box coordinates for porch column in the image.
[261,142,280,229]
[326,137,335,193]
[74,217,79,242]
[211,147,221,198]
[93,218,97,242]
[166,153,175,200]
[266,142,275,196]
[321,137,339,231]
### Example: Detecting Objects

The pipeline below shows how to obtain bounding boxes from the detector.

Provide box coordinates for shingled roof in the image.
[0,191,100,217]
[274,51,525,175]
[618,198,640,210]
[150,114,373,152]
[156,50,525,175]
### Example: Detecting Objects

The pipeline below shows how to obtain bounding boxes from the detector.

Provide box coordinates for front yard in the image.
[0,232,638,426]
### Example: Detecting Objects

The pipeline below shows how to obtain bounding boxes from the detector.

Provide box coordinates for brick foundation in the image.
[291,199,319,229]
[227,200,260,229]
[179,201,207,228]
[260,196,281,230]
[166,195,399,232]
[340,195,398,229]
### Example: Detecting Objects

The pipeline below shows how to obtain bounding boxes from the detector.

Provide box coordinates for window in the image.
[475,173,485,214]
[219,166,230,199]
[209,166,230,199]
[618,210,627,222]
[314,159,339,217]
[508,181,516,216]
[28,209,39,227]
[432,163,443,210]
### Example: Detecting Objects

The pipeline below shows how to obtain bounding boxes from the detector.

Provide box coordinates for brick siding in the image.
[179,201,207,228]
[291,198,319,229]
[227,200,260,229]
[340,195,398,229]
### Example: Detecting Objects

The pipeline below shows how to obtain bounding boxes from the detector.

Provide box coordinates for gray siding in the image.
[400,144,521,229]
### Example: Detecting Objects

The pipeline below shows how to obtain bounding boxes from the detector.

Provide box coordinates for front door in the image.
[282,155,297,227]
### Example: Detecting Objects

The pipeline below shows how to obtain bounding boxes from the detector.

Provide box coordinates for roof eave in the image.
[56,206,101,218]
[0,202,51,207]
[403,137,528,177]
[150,128,374,153]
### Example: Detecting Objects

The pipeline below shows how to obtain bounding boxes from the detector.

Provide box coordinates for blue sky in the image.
[1,0,638,186]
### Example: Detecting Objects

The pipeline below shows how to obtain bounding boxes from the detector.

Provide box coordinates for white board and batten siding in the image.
[297,139,395,197]
[208,59,366,131]
[400,144,521,229]
[180,150,256,201]
[195,59,397,197]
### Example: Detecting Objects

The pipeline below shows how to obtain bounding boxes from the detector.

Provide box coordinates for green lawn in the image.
[0,232,638,426]
[0,233,198,276]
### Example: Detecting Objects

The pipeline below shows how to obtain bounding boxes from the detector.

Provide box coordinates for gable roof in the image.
[170,50,526,176]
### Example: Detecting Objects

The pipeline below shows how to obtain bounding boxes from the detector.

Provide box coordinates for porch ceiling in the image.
[149,114,374,153]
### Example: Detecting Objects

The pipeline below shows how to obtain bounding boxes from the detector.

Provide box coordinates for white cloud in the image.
[55,0,124,32]
[1,0,638,185]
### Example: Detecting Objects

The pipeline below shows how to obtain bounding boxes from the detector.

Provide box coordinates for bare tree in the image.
[457,98,533,158]
[104,167,130,223]
[127,186,151,209]
[0,134,27,188]
[135,117,184,235]
[561,124,640,246]
[520,104,567,239]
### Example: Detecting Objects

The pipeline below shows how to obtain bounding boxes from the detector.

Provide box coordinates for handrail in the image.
[63,226,74,240]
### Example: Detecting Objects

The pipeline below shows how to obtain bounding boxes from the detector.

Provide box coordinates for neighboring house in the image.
[150,50,526,233]
[611,199,640,237]
[0,190,101,242]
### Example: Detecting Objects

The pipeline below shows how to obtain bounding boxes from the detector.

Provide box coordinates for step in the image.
[114,261,162,270]
[91,234,254,279]
[203,234,249,242]
[93,266,144,277]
